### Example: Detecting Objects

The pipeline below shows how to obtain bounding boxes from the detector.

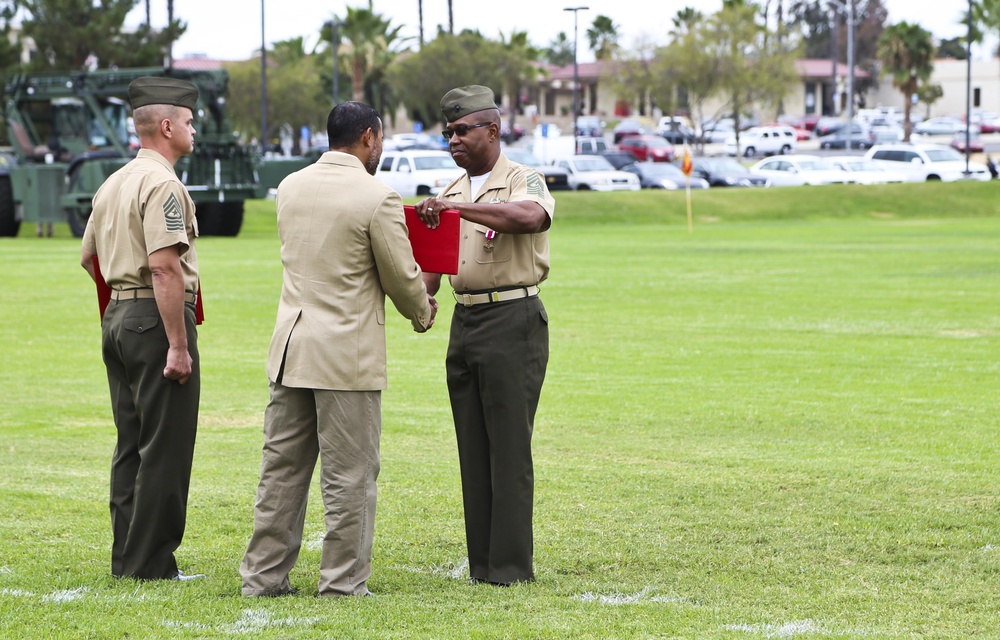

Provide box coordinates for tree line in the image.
[0,1,997,147]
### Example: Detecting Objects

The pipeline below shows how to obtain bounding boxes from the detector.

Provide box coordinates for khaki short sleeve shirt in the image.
[83,149,199,291]
[440,153,554,292]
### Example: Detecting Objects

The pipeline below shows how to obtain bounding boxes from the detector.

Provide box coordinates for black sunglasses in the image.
[441,122,491,140]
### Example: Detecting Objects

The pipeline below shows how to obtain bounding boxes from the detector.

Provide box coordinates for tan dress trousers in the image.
[240,381,381,596]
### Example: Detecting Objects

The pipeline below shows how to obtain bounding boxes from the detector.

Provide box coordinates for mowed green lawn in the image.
[1,182,999,638]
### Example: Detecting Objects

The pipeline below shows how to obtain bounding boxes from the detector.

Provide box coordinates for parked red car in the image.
[617,134,675,162]
[950,127,984,153]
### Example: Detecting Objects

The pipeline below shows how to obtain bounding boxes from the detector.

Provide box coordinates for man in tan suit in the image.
[241,101,437,598]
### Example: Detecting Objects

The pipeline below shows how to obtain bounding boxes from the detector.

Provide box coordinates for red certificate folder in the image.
[92,255,204,324]
[92,255,112,320]
[404,205,460,275]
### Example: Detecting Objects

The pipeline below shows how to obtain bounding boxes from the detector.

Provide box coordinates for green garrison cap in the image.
[440,85,498,122]
[128,76,199,111]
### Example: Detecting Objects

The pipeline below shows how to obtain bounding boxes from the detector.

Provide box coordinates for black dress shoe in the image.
[470,577,510,587]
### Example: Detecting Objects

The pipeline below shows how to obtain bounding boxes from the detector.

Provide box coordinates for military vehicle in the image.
[0,66,261,238]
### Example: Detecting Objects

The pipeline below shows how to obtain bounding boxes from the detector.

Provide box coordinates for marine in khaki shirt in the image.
[416,85,553,586]
[79,76,203,581]
[439,151,553,294]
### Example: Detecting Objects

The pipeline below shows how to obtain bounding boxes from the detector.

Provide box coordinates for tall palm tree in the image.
[586,15,619,60]
[418,0,424,48]
[338,6,406,108]
[498,30,540,134]
[167,0,174,66]
[670,7,703,39]
[270,37,308,65]
[447,0,453,35]
[877,21,935,141]
[972,0,1000,95]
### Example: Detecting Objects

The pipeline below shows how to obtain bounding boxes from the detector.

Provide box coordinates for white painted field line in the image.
[574,586,689,605]
[164,609,320,635]
[725,619,825,637]
[42,587,88,603]
[0,588,34,596]
[430,558,469,580]
[724,619,874,638]
[396,557,471,580]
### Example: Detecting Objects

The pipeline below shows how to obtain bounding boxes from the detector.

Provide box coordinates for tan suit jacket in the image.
[266,151,431,391]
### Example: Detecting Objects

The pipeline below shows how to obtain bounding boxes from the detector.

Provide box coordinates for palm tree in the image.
[586,15,619,60]
[877,22,935,142]
[167,0,173,61]
[335,6,407,115]
[972,0,1000,95]
[544,32,575,66]
[447,0,454,35]
[670,7,704,38]
[498,30,541,135]
[418,0,424,48]
[270,37,308,65]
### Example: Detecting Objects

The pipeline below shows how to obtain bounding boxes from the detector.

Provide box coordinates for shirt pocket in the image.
[472,222,512,265]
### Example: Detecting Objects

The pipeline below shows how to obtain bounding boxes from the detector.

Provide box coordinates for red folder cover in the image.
[404,205,460,275]
[92,255,204,324]
[92,255,112,320]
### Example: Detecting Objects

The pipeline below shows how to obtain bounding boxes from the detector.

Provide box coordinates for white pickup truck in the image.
[375,150,463,197]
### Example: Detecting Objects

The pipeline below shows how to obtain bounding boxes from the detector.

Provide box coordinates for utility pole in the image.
[564,6,588,154]
[331,20,345,105]
[964,0,972,176]
[829,0,854,150]
[260,0,268,152]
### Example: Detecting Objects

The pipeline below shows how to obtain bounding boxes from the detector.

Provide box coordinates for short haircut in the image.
[327,101,382,150]
[133,104,181,138]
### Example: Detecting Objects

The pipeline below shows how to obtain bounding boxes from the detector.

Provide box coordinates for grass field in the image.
[1,182,999,638]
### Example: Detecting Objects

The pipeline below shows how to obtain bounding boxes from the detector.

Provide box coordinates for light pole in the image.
[564,6,588,154]
[331,20,345,105]
[829,0,854,150]
[964,0,972,176]
[260,0,268,152]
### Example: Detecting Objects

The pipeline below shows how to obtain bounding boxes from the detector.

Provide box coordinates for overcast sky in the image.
[126,0,979,63]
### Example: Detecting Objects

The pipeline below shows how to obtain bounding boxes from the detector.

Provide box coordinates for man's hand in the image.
[428,294,438,327]
[164,345,193,384]
[416,294,439,333]
[416,197,450,230]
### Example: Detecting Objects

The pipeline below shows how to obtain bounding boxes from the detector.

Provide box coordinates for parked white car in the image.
[725,125,797,158]
[863,143,991,182]
[375,150,462,197]
[748,154,852,186]
[551,155,641,191]
[827,156,907,185]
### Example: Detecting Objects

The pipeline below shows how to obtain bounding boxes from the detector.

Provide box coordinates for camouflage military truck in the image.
[0,66,262,238]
